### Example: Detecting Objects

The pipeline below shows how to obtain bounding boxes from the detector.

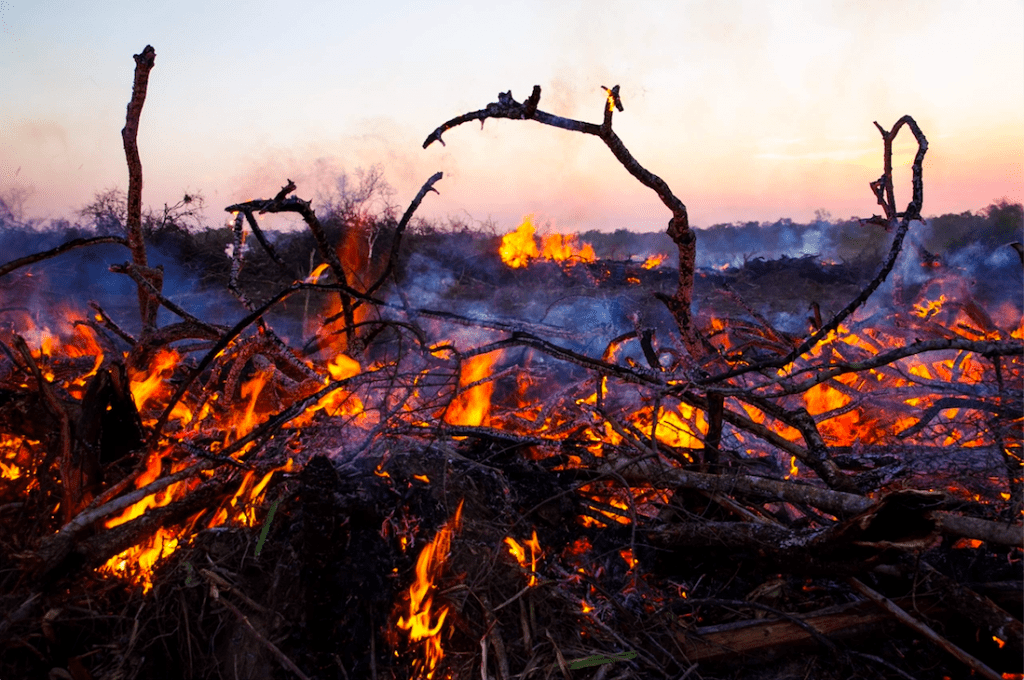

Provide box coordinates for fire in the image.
[99,448,183,593]
[498,216,595,268]
[304,262,330,283]
[641,254,666,269]
[505,529,542,586]
[129,348,180,411]
[498,218,539,268]
[396,500,464,679]
[912,294,947,319]
[445,352,498,427]
[98,452,295,593]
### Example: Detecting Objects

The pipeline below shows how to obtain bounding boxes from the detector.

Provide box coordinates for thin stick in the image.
[206,572,313,680]
[0,236,128,279]
[848,577,1002,680]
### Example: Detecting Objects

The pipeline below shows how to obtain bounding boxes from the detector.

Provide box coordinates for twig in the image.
[848,577,1002,680]
[110,262,224,337]
[0,235,129,279]
[423,85,700,357]
[241,208,289,272]
[204,570,313,680]
[365,171,443,297]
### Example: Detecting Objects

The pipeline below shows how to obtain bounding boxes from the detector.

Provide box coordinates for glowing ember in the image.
[396,500,464,680]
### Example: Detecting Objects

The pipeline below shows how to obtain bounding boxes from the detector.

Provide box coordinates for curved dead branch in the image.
[0,235,129,279]
[424,85,700,358]
[708,116,929,383]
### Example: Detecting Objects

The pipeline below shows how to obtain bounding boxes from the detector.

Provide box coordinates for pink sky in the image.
[2,0,1021,233]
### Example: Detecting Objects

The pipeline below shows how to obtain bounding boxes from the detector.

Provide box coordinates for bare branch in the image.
[424,85,700,357]
[0,235,129,279]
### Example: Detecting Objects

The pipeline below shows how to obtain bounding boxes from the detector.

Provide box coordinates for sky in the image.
[1,0,1022,235]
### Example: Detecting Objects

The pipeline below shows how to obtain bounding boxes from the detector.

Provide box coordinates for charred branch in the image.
[710,116,929,382]
[0,235,129,279]
[424,85,700,358]
[365,171,443,297]
[120,45,161,328]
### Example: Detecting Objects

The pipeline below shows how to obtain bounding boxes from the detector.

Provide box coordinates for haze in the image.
[1,0,1021,233]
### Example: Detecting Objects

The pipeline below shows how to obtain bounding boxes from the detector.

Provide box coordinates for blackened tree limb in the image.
[602,457,1023,546]
[726,337,1024,397]
[704,117,928,384]
[241,209,289,272]
[424,86,700,358]
[848,577,1003,680]
[12,336,76,521]
[227,181,358,346]
[110,262,223,337]
[145,280,382,445]
[121,45,162,328]
[365,171,443,297]
[0,236,128,279]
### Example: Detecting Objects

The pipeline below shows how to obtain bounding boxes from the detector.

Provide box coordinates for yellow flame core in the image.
[129,348,180,411]
[499,217,596,268]
[505,530,542,586]
[642,254,666,269]
[499,218,539,268]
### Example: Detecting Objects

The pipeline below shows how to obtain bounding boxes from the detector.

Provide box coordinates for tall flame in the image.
[499,218,539,268]
[397,500,464,679]
[445,353,498,427]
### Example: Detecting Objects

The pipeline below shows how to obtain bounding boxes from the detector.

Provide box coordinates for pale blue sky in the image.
[2,0,1022,233]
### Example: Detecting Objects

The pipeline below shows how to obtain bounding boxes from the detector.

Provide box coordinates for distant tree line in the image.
[1,179,1019,285]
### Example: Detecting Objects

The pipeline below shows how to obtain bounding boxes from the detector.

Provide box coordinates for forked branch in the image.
[424,85,700,359]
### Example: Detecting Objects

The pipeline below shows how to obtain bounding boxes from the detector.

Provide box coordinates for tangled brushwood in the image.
[0,45,1021,680]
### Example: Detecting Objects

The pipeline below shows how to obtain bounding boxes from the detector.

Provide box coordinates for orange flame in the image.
[641,254,666,269]
[397,500,464,679]
[445,352,497,427]
[498,216,595,268]
[505,529,542,586]
[499,218,539,268]
[129,348,180,411]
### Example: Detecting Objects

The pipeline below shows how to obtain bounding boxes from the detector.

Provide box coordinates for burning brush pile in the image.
[1,46,1022,680]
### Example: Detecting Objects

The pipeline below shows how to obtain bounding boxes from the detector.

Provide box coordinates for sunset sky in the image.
[2,0,1021,234]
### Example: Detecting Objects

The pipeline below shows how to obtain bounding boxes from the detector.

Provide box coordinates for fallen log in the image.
[676,593,944,664]
[603,457,1023,547]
